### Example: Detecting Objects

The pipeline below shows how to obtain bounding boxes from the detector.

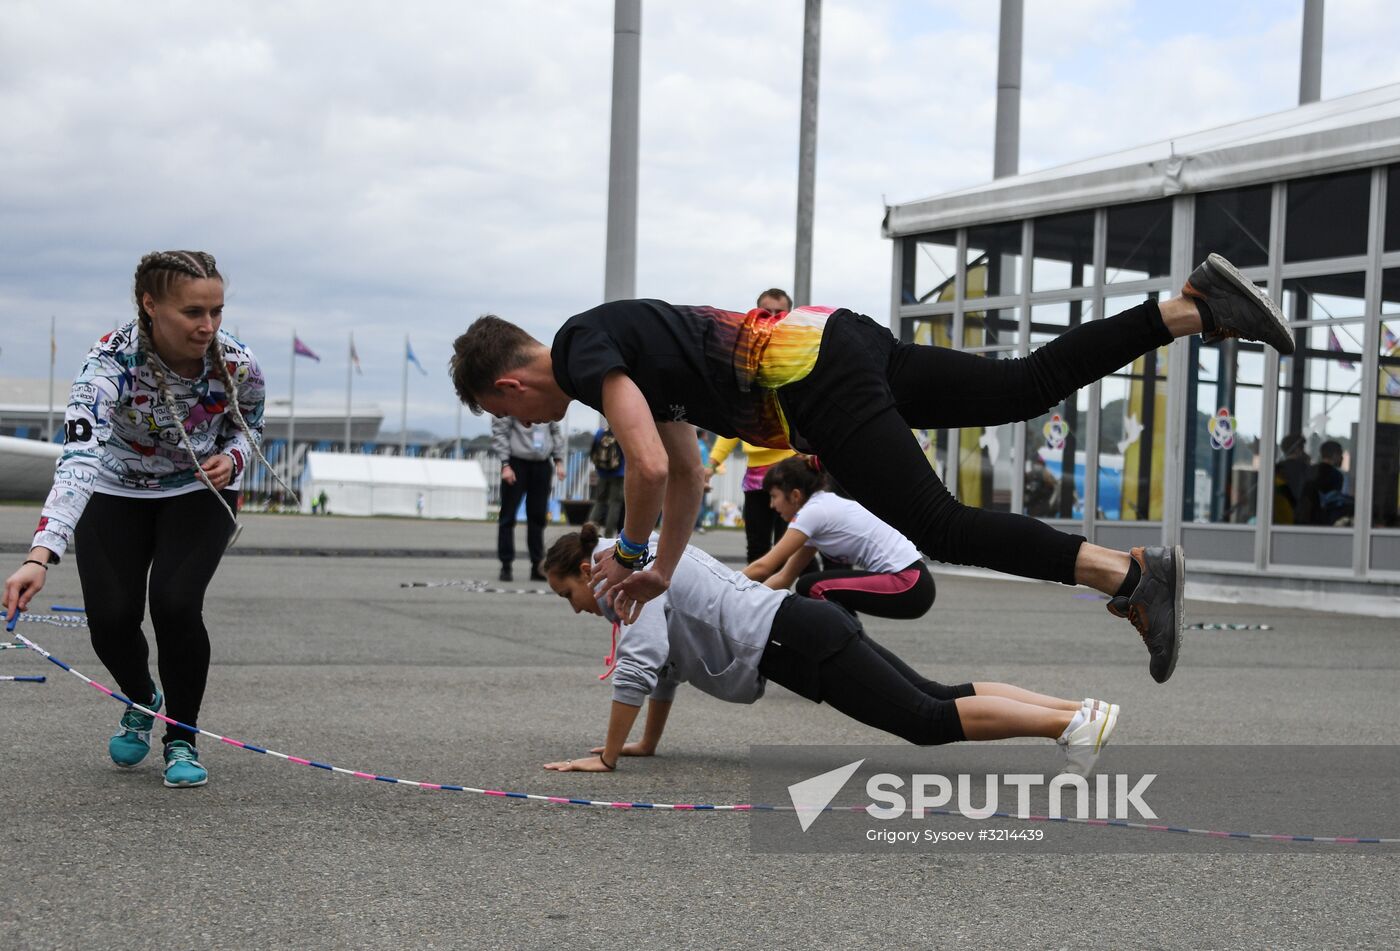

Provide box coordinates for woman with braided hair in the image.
[2,250,289,788]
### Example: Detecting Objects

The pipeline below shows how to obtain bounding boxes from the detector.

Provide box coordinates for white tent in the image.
[0,435,61,500]
[301,452,488,519]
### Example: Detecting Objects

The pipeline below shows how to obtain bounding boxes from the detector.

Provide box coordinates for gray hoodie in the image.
[596,539,790,707]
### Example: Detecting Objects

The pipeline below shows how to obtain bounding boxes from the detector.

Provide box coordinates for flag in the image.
[1326,328,1355,370]
[1386,370,1400,397]
[294,336,321,362]
[405,338,428,376]
[350,334,362,375]
[1384,323,1399,355]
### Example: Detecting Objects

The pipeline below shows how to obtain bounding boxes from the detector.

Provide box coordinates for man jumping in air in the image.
[449,254,1294,684]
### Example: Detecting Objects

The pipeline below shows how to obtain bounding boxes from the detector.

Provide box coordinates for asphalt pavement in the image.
[1,505,1396,949]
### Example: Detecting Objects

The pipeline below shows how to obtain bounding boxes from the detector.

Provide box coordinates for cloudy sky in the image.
[4,0,1400,440]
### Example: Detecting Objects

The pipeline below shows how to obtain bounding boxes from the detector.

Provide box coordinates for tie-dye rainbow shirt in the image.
[551,300,837,450]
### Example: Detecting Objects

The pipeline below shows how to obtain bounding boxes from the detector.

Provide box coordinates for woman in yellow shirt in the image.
[707,437,798,563]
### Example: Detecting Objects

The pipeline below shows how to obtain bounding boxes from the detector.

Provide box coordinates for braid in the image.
[208,335,299,506]
[135,315,237,527]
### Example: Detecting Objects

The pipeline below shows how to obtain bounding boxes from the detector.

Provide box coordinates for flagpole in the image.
[400,335,409,455]
[288,329,297,501]
[46,315,56,442]
[345,332,354,451]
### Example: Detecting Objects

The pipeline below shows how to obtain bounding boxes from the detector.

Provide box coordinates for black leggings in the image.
[795,560,935,619]
[74,490,237,745]
[758,596,973,745]
[778,301,1172,585]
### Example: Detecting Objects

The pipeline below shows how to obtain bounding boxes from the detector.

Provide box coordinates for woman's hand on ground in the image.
[543,754,615,772]
[590,742,654,757]
[2,562,48,622]
[200,454,234,490]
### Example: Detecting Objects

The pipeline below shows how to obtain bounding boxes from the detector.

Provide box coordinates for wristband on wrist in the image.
[612,540,652,571]
[616,531,647,555]
[22,559,48,570]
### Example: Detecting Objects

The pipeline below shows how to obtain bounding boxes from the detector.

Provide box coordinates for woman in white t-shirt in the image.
[743,455,934,619]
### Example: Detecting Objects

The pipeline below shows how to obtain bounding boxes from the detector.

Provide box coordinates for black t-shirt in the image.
[552,299,752,438]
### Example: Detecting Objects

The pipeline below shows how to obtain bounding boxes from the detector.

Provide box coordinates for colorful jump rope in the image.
[4,609,1393,844]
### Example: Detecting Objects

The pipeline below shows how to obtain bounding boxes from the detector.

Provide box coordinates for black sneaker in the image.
[1105,545,1185,684]
[499,565,513,582]
[1183,253,1294,354]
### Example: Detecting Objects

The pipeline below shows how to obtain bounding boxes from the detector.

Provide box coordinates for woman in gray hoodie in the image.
[539,524,1120,777]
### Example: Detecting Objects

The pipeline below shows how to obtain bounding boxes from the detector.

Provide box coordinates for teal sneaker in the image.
[108,688,163,767]
[162,741,208,788]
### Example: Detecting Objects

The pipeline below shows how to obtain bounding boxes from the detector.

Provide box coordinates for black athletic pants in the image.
[777,301,1173,585]
[498,456,553,570]
[757,596,973,745]
[74,489,237,746]
[742,488,785,564]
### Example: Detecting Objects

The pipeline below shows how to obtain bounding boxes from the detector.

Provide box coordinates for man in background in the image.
[589,424,625,536]
[493,415,565,581]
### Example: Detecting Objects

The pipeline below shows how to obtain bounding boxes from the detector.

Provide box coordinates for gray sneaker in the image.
[1183,252,1295,354]
[1106,546,1184,684]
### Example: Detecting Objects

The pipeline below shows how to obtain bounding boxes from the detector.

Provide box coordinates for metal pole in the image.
[793,0,822,307]
[46,315,55,442]
[400,335,409,455]
[993,0,1023,179]
[345,333,353,451]
[603,0,641,303]
[288,330,297,500]
[1299,0,1324,104]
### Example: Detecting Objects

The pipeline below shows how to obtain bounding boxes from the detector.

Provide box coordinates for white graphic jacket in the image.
[32,320,265,559]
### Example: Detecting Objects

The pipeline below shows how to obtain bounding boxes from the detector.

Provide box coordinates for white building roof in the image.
[884,83,1400,236]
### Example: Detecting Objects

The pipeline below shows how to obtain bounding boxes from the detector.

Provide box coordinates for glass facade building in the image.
[884,85,1400,583]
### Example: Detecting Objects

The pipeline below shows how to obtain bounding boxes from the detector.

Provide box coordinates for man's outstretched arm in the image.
[601,370,669,547]
[593,371,704,620]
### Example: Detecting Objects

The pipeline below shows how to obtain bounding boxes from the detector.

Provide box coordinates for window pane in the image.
[1107,198,1172,283]
[1285,170,1370,262]
[961,307,1019,349]
[966,222,1022,297]
[904,231,957,305]
[1281,272,1365,324]
[1095,295,1171,521]
[1029,299,1094,347]
[1032,211,1095,291]
[907,314,954,348]
[1371,269,1400,527]
[1184,337,1266,524]
[1194,184,1271,269]
[957,351,1016,512]
[1025,386,1091,519]
[1386,165,1400,253]
[916,427,951,486]
[1274,329,1362,526]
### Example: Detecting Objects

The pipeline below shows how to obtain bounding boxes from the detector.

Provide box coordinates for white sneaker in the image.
[1058,701,1120,777]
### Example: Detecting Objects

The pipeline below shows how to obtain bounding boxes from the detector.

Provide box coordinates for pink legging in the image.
[795,559,934,619]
